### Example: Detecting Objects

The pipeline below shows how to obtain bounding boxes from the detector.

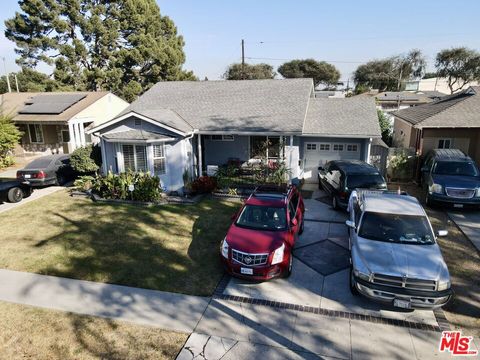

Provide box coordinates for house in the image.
[404,77,480,95]
[373,91,433,113]
[392,86,480,164]
[87,79,380,193]
[0,92,129,155]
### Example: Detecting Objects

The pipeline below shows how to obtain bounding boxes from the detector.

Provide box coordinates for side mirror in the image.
[291,218,298,227]
[231,213,237,221]
[345,220,356,229]
[437,230,448,237]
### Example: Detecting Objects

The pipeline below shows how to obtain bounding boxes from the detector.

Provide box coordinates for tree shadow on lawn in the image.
[31,198,240,296]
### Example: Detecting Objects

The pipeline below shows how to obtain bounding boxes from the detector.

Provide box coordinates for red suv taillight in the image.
[339,191,348,199]
[16,171,22,179]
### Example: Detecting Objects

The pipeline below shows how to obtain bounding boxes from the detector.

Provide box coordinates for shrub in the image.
[76,171,162,202]
[0,114,22,168]
[191,176,217,193]
[70,144,102,173]
[73,175,96,192]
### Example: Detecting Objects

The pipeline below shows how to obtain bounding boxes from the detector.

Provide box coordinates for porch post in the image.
[366,138,372,164]
[79,122,86,146]
[289,135,293,181]
[100,138,108,174]
[197,133,202,177]
[68,122,75,151]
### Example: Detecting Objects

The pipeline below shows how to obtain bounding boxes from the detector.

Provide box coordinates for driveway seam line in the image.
[212,294,442,333]
[304,218,346,224]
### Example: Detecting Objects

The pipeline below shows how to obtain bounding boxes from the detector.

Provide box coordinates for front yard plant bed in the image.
[0,189,240,296]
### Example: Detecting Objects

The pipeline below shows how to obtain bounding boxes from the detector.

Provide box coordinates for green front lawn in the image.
[0,190,240,296]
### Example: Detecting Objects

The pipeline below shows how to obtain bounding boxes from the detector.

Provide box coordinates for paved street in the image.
[0,184,64,214]
[448,211,480,252]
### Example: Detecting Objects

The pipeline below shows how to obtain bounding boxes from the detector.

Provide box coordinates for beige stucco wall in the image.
[18,124,64,154]
[418,78,480,94]
[71,93,129,127]
[420,128,480,164]
[392,117,416,148]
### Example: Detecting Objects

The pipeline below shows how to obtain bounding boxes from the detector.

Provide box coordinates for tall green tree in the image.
[435,47,480,94]
[5,0,195,101]
[277,59,340,88]
[0,68,60,94]
[223,63,276,80]
[354,50,427,92]
[377,110,392,146]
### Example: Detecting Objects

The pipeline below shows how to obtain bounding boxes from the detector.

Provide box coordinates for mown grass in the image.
[0,301,187,360]
[0,190,240,296]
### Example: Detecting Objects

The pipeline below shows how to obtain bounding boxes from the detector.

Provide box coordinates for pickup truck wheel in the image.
[7,187,24,203]
[283,254,293,278]
[349,267,359,296]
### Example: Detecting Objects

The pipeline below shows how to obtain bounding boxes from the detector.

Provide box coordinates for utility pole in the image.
[2,57,12,93]
[14,74,19,92]
[241,39,245,80]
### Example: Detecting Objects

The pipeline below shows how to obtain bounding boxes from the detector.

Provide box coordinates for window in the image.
[28,124,44,143]
[61,130,70,143]
[319,144,330,151]
[134,119,142,127]
[438,139,451,149]
[211,135,234,141]
[346,144,358,152]
[153,144,166,175]
[333,144,344,151]
[122,144,147,172]
[306,143,317,150]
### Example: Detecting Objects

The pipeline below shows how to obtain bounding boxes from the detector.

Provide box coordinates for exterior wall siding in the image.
[392,117,416,148]
[18,124,64,154]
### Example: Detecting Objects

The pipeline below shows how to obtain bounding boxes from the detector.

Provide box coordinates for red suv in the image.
[221,185,305,280]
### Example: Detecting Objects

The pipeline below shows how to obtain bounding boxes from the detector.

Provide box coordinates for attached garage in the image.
[300,97,381,183]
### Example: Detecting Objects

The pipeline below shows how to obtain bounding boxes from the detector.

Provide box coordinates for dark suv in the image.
[318,160,387,210]
[421,149,480,209]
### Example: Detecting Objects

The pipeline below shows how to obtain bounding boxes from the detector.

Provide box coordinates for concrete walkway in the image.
[0,185,64,214]
[0,269,209,333]
[448,211,480,252]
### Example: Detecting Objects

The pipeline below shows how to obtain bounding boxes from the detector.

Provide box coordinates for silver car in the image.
[346,190,452,309]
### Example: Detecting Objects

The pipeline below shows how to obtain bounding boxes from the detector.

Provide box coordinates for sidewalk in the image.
[0,269,209,333]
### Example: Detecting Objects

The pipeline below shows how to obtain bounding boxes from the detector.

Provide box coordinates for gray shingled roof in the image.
[119,79,314,133]
[392,87,479,128]
[103,129,172,141]
[303,97,380,137]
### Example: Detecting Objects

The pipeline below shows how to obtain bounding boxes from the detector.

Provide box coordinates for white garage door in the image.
[303,142,361,183]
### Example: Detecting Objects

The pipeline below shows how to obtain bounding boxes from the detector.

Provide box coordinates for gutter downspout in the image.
[366,138,372,164]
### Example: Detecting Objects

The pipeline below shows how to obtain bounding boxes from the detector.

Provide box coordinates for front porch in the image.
[15,119,94,155]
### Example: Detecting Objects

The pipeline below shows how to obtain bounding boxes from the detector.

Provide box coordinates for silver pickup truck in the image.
[346,190,452,309]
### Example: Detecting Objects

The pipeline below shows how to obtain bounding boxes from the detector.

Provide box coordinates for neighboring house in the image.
[392,86,480,164]
[87,79,380,193]
[373,91,433,112]
[0,92,129,155]
[405,77,480,94]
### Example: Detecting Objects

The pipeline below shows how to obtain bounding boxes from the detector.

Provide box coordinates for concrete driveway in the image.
[448,211,480,252]
[176,184,469,359]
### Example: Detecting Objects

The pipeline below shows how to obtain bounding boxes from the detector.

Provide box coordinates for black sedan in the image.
[0,178,32,203]
[16,154,75,186]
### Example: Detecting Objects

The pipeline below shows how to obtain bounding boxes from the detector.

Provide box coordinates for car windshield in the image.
[236,205,287,231]
[433,161,478,177]
[359,212,435,245]
[346,174,386,189]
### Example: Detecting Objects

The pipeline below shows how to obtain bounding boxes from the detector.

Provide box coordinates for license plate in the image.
[24,174,31,179]
[240,267,253,275]
[453,204,463,208]
[393,299,411,309]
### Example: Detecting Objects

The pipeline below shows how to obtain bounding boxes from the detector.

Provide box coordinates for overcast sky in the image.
[1,0,480,81]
